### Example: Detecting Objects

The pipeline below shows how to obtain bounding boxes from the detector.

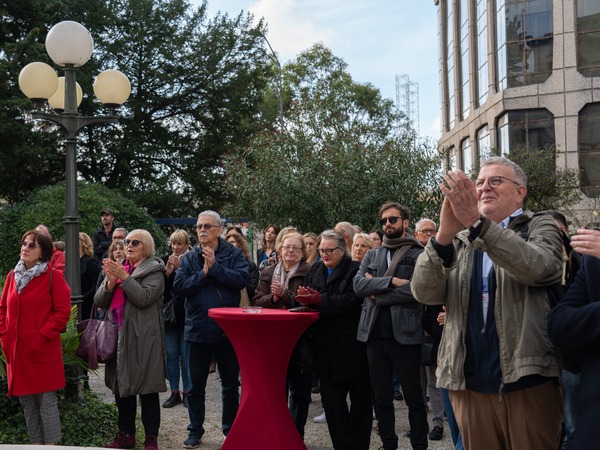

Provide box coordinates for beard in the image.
[384,225,404,239]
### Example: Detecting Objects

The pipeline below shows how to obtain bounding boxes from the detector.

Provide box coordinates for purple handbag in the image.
[76,311,118,370]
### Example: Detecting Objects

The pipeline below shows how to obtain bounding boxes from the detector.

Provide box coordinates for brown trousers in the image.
[450,381,563,450]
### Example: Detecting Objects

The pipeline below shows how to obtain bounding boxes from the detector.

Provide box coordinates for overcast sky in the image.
[196,0,441,138]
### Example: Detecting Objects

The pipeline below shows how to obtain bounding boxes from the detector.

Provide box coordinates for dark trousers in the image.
[115,392,160,437]
[367,337,428,450]
[287,364,313,438]
[321,373,373,450]
[187,341,240,439]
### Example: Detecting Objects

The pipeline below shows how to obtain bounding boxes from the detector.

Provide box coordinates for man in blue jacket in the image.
[174,210,249,449]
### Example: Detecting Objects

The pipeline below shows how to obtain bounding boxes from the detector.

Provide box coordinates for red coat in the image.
[0,267,71,396]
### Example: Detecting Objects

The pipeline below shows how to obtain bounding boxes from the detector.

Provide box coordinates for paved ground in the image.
[88,366,454,449]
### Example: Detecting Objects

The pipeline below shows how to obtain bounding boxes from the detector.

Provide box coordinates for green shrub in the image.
[0,181,167,275]
[0,383,117,445]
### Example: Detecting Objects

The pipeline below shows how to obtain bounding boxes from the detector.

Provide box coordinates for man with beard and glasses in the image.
[353,202,428,450]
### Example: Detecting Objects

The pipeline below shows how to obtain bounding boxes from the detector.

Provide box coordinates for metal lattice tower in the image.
[395,74,420,134]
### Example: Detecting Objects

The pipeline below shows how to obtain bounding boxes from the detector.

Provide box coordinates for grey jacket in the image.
[354,244,424,345]
[410,211,563,391]
[94,256,167,397]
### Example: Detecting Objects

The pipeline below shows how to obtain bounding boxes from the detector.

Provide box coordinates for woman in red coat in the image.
[0,229,71,445]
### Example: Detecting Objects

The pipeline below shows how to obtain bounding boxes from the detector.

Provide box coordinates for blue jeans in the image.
[561,369,580,449]
[441,388,464,450]
[165,328,191,393]
[187,341,240,439]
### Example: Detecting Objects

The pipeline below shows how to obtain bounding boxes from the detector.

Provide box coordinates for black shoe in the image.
[429,425,443,441]
[394,391,403,401]
[183,393,188,408]
[162,392,182,408]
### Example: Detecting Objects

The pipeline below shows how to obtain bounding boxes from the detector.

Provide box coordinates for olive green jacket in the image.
[410,211,563,391]
[95,256,167,397]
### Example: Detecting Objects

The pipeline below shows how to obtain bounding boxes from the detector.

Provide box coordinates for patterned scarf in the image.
[272,260,300,290]
[13,260,48,294]
[110,260,135,328]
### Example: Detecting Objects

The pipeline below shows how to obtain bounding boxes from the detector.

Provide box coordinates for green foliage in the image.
[62,305,88,380]
[223,44,444,232]
[0,385,117,446]
[505,144,581,213]
[1,0,274,218]
[0,181,167,275]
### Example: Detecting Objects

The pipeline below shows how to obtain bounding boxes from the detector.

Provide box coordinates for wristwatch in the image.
[468,216,485,242]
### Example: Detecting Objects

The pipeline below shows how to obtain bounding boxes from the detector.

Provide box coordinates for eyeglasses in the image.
[196,223,219,231]
[124,239,142,247]
[318,248,339,256]
[282,245,302,252]
[417,229,436,235]
[379,216,403,226]
[21,241,37,250]
[475,175,521,191]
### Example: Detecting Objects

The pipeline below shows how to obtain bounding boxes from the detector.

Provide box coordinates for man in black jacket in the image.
[92,208,117,260]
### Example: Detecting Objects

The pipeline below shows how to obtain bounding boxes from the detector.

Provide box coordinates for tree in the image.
[223,44,443,233]
[1,0,275,217]
[0,182,167,275]
[487,145,582,220]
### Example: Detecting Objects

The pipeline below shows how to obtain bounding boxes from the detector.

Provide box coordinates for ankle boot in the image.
[106,431,136,449]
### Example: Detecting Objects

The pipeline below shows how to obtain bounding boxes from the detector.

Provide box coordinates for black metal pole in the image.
[32,65,118,322]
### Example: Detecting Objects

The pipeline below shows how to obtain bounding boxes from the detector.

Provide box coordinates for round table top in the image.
[208,307,319,322]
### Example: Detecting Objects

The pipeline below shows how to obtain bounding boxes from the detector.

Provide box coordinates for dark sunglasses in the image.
[21,241,37,250]
[196,223,219,231]
[379,216,403,226]
[124,239,142,247]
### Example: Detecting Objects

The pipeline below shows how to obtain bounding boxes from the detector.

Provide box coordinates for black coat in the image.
[548,255,600,450]
[80,254,101,320]
[305,255,369,382]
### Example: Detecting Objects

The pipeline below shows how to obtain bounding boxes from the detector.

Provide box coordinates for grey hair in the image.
[415,218,437,231]
[320,230,347,254]
[480,156,528,187]
[334,221,355,240]
[114,227,128,235]
[198,210,222,226]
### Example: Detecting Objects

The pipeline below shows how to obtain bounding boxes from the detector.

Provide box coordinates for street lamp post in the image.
[18,21,130,321]
[258,32,284,129]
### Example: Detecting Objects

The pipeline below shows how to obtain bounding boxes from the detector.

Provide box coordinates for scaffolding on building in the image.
[395,74,420,135]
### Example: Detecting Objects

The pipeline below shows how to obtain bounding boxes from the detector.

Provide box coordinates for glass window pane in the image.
[579,103,600,197]
[578,31,600,76]
[461,138,473,174]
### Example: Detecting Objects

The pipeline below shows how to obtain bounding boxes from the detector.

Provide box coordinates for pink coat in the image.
[0,267,71,396]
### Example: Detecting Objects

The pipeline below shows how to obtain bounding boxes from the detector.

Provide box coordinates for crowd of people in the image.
[1,155,600,450]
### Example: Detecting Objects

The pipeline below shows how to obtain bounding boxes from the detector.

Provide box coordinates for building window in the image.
[496,0,553,90]
[496,109,555,155]
[461,137,473,174]
[460,0,470,120]
[476,0,488,106]
[446,0,456,131]
[579,103,600,197]
[447,147,457,171]
[477,125,491,161]
[577,0,600,77]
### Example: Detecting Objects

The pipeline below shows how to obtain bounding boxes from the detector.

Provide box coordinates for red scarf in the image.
[110,260,135,328]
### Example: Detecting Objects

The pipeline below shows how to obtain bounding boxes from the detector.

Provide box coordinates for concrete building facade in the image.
[434,0,600,211]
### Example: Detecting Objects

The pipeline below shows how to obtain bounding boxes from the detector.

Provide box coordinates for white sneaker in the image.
[313,412,327,423]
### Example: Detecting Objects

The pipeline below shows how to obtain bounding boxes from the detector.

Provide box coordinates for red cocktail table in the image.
[208,307,319,450]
